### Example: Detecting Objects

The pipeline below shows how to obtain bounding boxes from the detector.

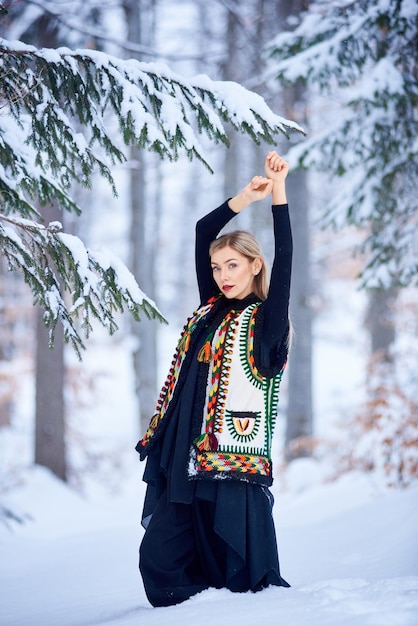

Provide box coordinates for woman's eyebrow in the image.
[211,258,238,265]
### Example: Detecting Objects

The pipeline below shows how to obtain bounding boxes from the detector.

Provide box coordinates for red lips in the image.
[222,285,233,292]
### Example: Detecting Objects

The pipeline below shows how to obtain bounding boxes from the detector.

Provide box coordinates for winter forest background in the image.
[0,1,417,625]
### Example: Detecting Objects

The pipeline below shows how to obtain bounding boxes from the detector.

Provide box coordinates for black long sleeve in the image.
[195,200,237,304]
[195,200,293,375]
[256,205,293,375]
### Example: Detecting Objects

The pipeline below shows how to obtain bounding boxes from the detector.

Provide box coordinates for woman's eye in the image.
[212,267,220,272]
[229,263,237,269]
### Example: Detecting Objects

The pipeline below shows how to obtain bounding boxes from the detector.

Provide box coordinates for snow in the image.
[1,275,416,625]
[192,73,305,136]
[1,464,417,626]
[0,295,417,624]
[92,247,161,315]
[54,233,162,320]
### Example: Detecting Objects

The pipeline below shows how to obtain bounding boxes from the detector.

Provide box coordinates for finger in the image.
[251,176,271,189]
[272,157,287,172]
[267,154,283,171]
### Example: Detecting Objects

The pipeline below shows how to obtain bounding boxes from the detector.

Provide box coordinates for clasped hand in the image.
[242,151,289,203]
[229,151,289,213]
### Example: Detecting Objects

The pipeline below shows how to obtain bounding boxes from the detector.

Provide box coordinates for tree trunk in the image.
[0,261,14,428]
[216,0,313,458]
[365,287,398,362]
[129,150,159,432]
[34,15,66,480]
[35,306,66,480]
[34,203,66,480]
[285,168,313,456]
[276,0,313,459]
[221,5,242,199]
[124,0,158,432]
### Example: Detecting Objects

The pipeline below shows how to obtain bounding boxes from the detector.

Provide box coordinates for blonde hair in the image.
[210,230,293,349]
[209,230,268,301]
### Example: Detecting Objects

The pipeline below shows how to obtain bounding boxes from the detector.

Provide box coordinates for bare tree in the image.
[32,16,66,479]
[35,277,66,480]
[216,0,314,457]
[366,287,398,362]
[123,0,159,432]
[275,0,313,459]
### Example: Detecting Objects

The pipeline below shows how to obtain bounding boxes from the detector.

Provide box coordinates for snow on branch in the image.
[1,39,304,188]
[0,213,166,358]
[267,0,418,287]
[0,37,303,353]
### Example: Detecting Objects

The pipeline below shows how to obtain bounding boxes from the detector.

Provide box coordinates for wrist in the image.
[271,181,287,205]
[228,190,252,213]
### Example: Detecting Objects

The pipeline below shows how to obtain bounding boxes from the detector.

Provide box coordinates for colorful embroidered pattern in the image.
[195,309,240,451]
[239,303,286,454]
[140,296,219,450]
[195,450,271,476]
[225,410,261,443]
[239,304,264,388]
[264,374,281,452]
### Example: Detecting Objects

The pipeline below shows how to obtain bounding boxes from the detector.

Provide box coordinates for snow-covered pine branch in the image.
[267,0,418,288]
[0,213,164,357]
[1,39,304,211]
[0,38,304,353]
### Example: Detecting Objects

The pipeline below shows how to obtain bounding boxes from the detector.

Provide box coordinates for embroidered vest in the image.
[138,298,286,485]
[189,303,285,485]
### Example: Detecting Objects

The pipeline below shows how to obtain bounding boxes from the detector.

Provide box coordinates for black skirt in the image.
[139,360,289,607]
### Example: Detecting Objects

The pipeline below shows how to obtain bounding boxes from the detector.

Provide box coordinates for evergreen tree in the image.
[268,0,418,287]
[269,0,418,487]
[0,37,303,356]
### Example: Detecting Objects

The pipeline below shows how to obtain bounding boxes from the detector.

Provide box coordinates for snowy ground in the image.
[1,462,417,626]
[1,260,417,625]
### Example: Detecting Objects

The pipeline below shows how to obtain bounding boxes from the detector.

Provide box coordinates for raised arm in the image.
[256,152,293,376]
[256,205,292,375]
[195,202,236,304]
[195,176,274,304]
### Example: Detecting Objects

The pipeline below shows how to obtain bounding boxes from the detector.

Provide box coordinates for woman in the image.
[135,151,292,607]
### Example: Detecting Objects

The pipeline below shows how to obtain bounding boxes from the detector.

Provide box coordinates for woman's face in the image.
[211,246,261,300]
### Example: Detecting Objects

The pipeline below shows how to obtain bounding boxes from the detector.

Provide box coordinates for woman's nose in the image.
[220,267,229,281]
